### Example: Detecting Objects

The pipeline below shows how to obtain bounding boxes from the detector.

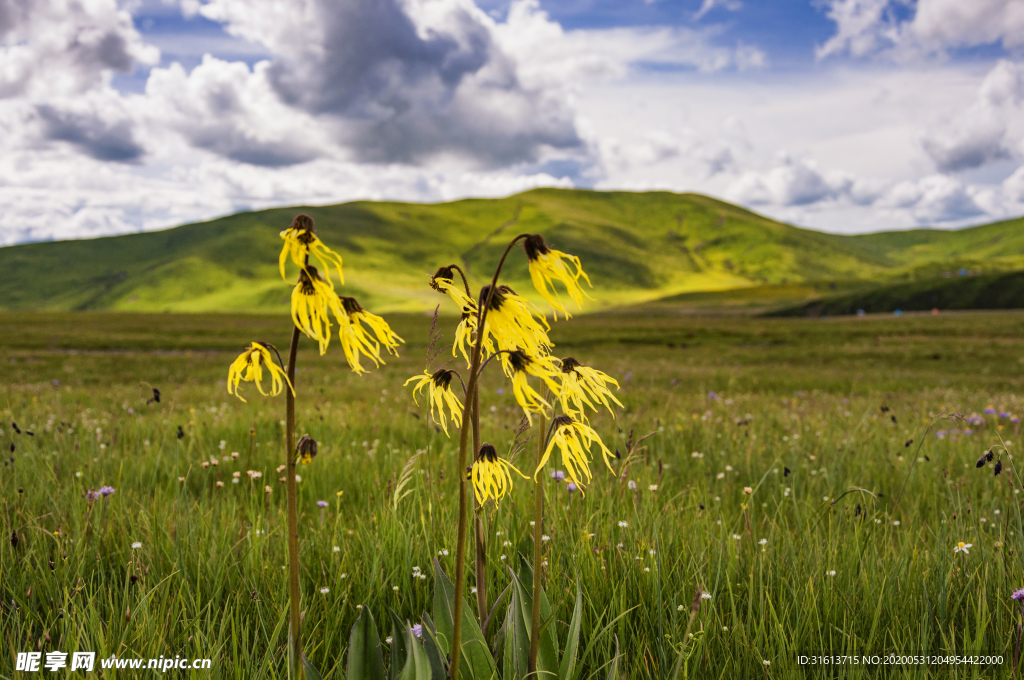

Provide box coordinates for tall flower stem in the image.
[285,324,303,680]
[472,385,488,630]
[449,235,528,680]
[528,412,546,675]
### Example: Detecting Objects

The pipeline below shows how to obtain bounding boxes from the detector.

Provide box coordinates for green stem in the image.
[285,324,303,680]
[472,384,488,631]
[528,412,546,675]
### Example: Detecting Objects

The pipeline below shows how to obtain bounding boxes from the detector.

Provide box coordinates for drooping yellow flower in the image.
[479,285,552,356]
[558,357,623,420]
[279,214,345,286]
[291,266,335,355]
[333,296,403,374]
[534,415,614,492]
[471,442,527,504]
[227,342,293,403]
[404,368,464,436]
[523,234,591,319]
[502,350,561,424]
[429,266,492,366]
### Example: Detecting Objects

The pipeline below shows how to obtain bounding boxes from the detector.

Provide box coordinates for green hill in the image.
[1,188,1022,314]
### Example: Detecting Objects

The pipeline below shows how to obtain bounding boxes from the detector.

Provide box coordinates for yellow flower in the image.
[291,266,336,354]
[535,415,614,491]
[558,357,623,419]
[429,267,492,365]
[279,214,345,286]
[523,234,591,319]
[471,443,527,504]
[503,350,561,424]
[227,342,294,402]
[479,285,552,356]
[333,296,403,374]
[404,368,464,436]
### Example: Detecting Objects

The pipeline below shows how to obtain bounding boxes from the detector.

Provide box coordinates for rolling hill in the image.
[1,188,1022,315]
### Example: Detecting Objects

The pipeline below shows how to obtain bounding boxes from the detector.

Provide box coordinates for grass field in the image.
[3,309,1024,678]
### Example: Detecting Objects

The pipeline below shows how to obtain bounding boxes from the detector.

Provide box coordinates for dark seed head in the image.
[986,450,994,462]
[560,357,581,374]
[784,467,791,477]
[176,426,184,440]
[130,574,138,585]
[976,455,988,468]
[552,415,574,428]
[698,502,705,510]
[995,460,1003,476]
[506,350,531,373]
[339,296,363,315]
[476,443,498,463]
[904,439,913,447]
[297,435,318,464]
[289,213,316,238]
[430,266,455,292]
[523,234,550,261]
[11,422,20,433]
[431,369,455,391]
[10,531,18,549]
[151,388,161,404]
[478,285,512,311]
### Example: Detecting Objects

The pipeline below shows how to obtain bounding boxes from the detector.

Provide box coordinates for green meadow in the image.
[3,308,1024,678]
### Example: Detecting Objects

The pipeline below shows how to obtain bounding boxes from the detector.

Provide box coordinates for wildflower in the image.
[566,482,578,493]
[411,624,423,639]
[557,357,622,419]
[317,500,328,509]
[438,549,449,556]
[763,660,771,667]
[470,443,527,504]
[716,472,725,480]
[478,285,551,356]
[826,570,836,576]
[264,485,272,494]
[701,592,712,600]
[333,546,340,552]
[732,534,741,540]
[320,587,330,595]
[677,604,684,611]
[279,213,345,286]
[216,481,224,488]
[954,542,972,554]
[227,342,293,402]
[248,470,262,479]
[618,521,628,528]
[502,350,561,423]
[627,480,637,490]
[334,295,403,373]
[550,470,566,480]
[405,369,463,436]
[784,487,791,497]
[743,486,752,495]
[385,636,393,644]
[231,451,239,459]
[131,542,142,549]
[277,464,287,473]
[648,484,658,492]
[542,535,551,542]
[758,538,767,545]
[296,434,318,464]
[893,520,900,526]
[291,266,337,354]
[522,233,591,318]
[536,415,614,490]
[1013,588,1024,601]
[985,405,996,415]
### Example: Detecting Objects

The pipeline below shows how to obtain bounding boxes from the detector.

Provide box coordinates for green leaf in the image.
[420,612,447,680]
[606,635,620,680]
[431,558,497,679]
[301,653,324,680]
[513,557,559,678]
[502,577,529,679]
[347,606,387,680]
[389,610,410,680]
[558,578,583,680]
[396,623,434,680]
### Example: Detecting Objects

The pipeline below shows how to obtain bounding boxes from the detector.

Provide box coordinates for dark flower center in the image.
[479,285,506,311]
[430,266,454,292]
[298,266,322,294]
[507,350,531,373]
[431,369,454,390]
[477,443,498,463]
[552,415,574,428]
[340,296,363,315]
[560,357,581,374]
[523,234,550,261]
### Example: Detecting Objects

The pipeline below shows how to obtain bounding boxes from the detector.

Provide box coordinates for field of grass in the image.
[2,188,1024,317]
[4,309,1024,678]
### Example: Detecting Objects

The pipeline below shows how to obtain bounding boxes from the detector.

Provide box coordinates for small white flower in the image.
[644,567,650,572]
[701,592,712,600]
[649,549,656,556]
[826,570,836,576]
[677,604,684,611]
[953,542,972,554]
[893,521,900,526]
[743,486,752,495]
[648,484,658,491]
[385,636,393,645]
[232,478,239,484]
[529,521,536,526]
[75,471,82,478]
[131,542,142,549]
[714,496,720,501]
[618,521,628,528]
[438,549,449,556]
[784,488,790,496]
[503,540,512,546]
[691,452,703,458]
[995,510,1001,514]
[722,626,729,631]
[218,440,227,450]
[716,472,726,480]
[392,586,399,591]
[725,465,733,472]
[758,538,767,545]
[471,587,477,594]
[340,573,348,579]
[333,546,340,552]
[320,587,330,594]
[875,519,882,524]
[980,517,988,523]
[541,534,551,542]
[763,660,770,666]
[732,534,742,540]
[627,480,637,490]
[500,555,507,561]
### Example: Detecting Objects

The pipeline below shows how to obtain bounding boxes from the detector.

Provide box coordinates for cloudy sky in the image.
[1,0,1023,244]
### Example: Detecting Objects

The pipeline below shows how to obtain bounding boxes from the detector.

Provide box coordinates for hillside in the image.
[0,188,1022,314]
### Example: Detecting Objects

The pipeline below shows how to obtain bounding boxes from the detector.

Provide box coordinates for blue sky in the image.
[0,0,1022,244]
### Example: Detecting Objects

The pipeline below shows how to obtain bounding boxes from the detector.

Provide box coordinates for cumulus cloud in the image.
[36,98,145,162]
[919,60,1024,172]
[817,0,1024,60]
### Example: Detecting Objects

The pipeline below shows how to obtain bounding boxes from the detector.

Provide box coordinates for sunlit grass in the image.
[3,310,1024,678]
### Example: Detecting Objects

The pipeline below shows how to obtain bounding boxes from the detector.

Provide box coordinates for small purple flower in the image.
[567,483,577,493]
[936,430,947,439]
[550,470,565,480]
[1000,412,1010,419]
[708,391,719,400]
[1012,588,1024,602]
[411,624,423,639]
[985,406,996,415]
[97,486,115,497]
[316,500,329,508]
[964,429,974,436]
[86,489,99,502]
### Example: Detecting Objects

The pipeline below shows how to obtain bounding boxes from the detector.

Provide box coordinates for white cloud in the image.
[817,0,1024,60]
[694,0,743,21]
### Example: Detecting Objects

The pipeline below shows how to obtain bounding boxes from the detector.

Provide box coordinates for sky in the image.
[1,0,1023,245]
